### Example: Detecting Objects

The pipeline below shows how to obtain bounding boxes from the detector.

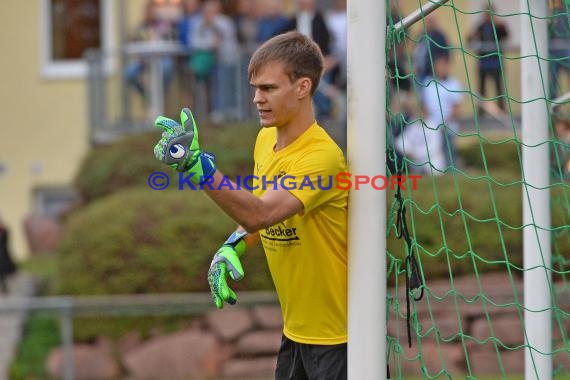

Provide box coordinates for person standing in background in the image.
[326,0,347,90]
[177,0,202,107]
[548,0,570,99]
[177,0,202,51]
[0,215,17,294]
[421,54,464,171]
[232,0,259,120]
[191,0,239,123]
[256,0,289,44]
[284,0,334,122]
[284,0,330,56]
[387,1,412,93]
[413,13,449,87]
[325,0,347,149]
[468,4,509,111]
[124,0,182,100]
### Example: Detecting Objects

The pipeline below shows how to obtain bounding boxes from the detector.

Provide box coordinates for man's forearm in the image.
[151,108,301,232]
[202,171,272,232]
[203,170,303,232]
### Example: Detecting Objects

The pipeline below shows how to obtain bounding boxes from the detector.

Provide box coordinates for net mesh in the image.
[385,0,570,378]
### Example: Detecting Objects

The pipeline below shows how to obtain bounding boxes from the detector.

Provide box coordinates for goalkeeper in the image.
[154,31,348,380]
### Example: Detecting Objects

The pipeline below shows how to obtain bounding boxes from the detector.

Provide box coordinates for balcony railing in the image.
[85,43,256,145]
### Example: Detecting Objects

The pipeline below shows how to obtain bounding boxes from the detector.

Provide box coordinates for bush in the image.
[387,170,569,281]
[75,123,260,204]
[458,134,521,175]
[75,132,165,203]
[56,187,272,296]
[387,172,521,280]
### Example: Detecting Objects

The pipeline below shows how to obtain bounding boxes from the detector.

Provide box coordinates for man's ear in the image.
[297,77,312,99]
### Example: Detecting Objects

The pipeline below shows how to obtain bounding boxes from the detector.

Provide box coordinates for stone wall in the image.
[46,273,570,379]
[47,305,283,380]
[387,273,570,378]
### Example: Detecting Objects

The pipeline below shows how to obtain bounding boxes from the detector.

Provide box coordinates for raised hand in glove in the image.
[208,231,247,309]
[154,108,216,185]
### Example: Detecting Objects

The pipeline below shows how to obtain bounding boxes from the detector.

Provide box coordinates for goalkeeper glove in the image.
[154,108,216,185]
[208,231,247,309]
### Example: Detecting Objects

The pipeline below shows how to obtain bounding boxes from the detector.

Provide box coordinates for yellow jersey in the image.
[252,122,348,345]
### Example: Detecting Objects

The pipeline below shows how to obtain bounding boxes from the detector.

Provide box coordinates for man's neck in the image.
[274,109,315,151]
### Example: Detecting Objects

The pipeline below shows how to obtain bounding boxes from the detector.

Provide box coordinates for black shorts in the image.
[275,334,347,380]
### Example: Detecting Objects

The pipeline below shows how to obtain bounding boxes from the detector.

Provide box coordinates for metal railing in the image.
[85,44,255,145]
[0,292,278,380]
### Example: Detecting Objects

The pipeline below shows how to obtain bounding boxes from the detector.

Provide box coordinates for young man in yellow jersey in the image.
[154,31,348,379]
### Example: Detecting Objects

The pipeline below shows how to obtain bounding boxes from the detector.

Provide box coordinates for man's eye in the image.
[169,144,186,159]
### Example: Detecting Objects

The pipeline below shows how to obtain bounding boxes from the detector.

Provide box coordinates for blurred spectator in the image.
[325,0,347,147]
[284,0,330,56]
[413,13,449,87]
[394,118,446,175]
[393,87,445,176]
[177,0,202,108]
[191,0,240,123]
[552,110,570,179]
[177,0,202,50]
[256,0,289,44]
[421,54,464,169]
[392,50,447,175]
[232,0,259,120]
[284,0,333,120]
[326,0,347,89]
[0,215,16,294]
[468,5,509,111]
[124,0,182,100]
[388,91,414,175]
[548,0,570,99]
[387,1,411,92]
[233,0,258,54]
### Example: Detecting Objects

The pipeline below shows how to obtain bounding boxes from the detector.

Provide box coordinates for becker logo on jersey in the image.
[262,223,300,241]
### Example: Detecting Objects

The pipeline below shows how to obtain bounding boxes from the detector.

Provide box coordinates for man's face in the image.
[298,0,315,12]
[434,57,449,79]
[250,61,304,128]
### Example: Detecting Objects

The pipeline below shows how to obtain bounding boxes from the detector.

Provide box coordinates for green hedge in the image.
[459,134,522,175]
[56,187,272,296]
[388,135,569,280]
[75,123,260,204]
[47,122,269,341]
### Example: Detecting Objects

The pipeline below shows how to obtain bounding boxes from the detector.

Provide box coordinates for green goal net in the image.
[385,0,570,378]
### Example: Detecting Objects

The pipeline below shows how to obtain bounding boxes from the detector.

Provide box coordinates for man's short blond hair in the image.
[248,31,324,95]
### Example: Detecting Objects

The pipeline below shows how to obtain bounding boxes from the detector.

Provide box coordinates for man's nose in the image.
[253,90,265,104]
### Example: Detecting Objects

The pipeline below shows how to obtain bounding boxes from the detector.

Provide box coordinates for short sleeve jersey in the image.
[252,122,348,345]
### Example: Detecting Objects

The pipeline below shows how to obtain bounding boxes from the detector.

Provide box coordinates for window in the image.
[33,186,78,219]
[40,0,114,79]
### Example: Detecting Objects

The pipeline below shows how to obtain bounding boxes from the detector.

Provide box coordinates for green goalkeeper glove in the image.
[154,108,216,185]
[208,231,247,309]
